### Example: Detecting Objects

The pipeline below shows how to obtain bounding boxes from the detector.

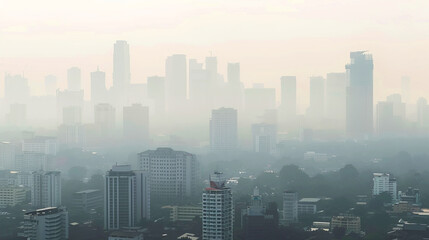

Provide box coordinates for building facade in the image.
[23,207,69,240]
[31,170,61,208]
[283,191,298,223]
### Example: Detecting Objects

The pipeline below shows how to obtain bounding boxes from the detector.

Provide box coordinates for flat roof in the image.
[75,189,101,194]
[299,198,321,203]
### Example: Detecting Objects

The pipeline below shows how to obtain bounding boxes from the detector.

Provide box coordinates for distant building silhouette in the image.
[165,54,187,114]
[91,67,107,105]
[210,108,238,153]
[67,67,81,91]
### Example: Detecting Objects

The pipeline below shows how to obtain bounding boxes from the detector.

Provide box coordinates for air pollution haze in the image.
[0,1,429,240]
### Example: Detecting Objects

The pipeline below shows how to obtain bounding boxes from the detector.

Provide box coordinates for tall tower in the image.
[123,104,149,144]
[202,172,233,240]
[113,40,131,90]
[91,67,107,104]
[280,76,297,117]
[307,76,325,121]
[346,51,374,138]
[210,108,238,153]
[31,171,61,208]
[104,165,137,230]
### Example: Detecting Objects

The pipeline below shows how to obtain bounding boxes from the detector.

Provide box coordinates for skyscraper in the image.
[210,108,238,153]
[94,103,116,137]
[165,54,187,113]
[202,172,233,240]
[227,63,240,84]
[283,191,298,223]
[91,67,107,104]
[189,59,208,108]
[31,170,61,208]
[62,106,82,125]
[346,51,374,137]
[325,72,347,129]
[137,148,199,202]
[23,207,69,240]
[252,123,277,154]
[280,76,297,117]
[113,40,131,90]
[67,67,81,91]
[244,86,276,122]
[376,101,394,137]
[104,165,136,230]
[123,104,149,144]
[307,76,325,121]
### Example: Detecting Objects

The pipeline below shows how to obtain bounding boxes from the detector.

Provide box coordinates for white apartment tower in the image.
[23,207,69,240]
[31,171,61,208]
[202,172,233,240]
[283,191,298,223]
[372,173,397,202]
[210,108,238,153]
[137,148,199,201]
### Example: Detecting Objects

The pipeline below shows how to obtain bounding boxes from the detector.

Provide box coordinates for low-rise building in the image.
[108,231,143,240]
[72,189,103,212]
[178,233,199,240]
[298,198,320,215]
[22,207,69,240]
[331,215,361,235]
[164,205,202,222]
[0,185,27,207]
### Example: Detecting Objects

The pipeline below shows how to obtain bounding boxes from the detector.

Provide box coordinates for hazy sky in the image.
[1,0,429,111]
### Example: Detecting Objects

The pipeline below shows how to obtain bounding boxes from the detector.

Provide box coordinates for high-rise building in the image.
[113,40,131,90]
[244,86,276,122]
[417,98,429,129]
[123,104,149,144]
[31,170,61,208]
[376,101,394,137]
[22,136,57,156]
[67,67,81,91]
[72,189,103,213]
[137,148,199,201]
[6,103,27,127]
[104,165,137,230]
[283,191,298,223]
[372,173,397,202]
[202,172,233,240]
[210,108,238,153]
[44,75,57,96]
[147,76,166,117]
[227,63,240,84]
[401,76,411,104]
[0,185,26,207]
[94,103,116,137]
[104,165,150,230]
[23,207,69,240]
[307,76,325,121]
[15,152,51,172]
[165,54,187,113]
[325,72,347,128]
[346,51,374,137]
[189,59,208,108]
[91,67,107,104]
[252,123,277,154]
[0,142,16,170]
[226,63,243,110]
[280,76,297,118]
[386,94,406,121]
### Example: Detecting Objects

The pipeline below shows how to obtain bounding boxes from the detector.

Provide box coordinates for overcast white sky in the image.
[1,0,429,110]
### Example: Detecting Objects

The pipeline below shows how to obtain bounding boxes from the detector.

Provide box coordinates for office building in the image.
[330,215,361,235]
[346,51,374,137]
[0,142,16,170]
[123,104,149,144]
[91,67,107,104]
[15,152,51,172]
[104,165,137,230]
[283,191,298,223]
[227,63,240,84]
[109,231,143,240]
[137,148,199,201]
[307,76,325,122]
[376,101,395,137]
[280,76,297,119]
[298,198,321,215]
[165,205,202,222]
[95,103,116,137]
[67,67,81,91]
[6,103,27,127]
[244,86,276,122]
[31,170,61,208]
[251,123,277,154]
[325,72,346,128]
[189,59,208,108]
[23,207,69,240]
[113,40,131,91]
[22,136,57,156]
[202,172,233,240]
[72,189,103,212]
[373,173,397,202]
[56,89,84,125]
[134,170,151,221]
[0,185,26,207]
[210,108,238,153]
[62,106,82,125]
[398,188,421,206]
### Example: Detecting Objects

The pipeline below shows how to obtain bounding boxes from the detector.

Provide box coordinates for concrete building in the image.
[123,104,149,144]
[325,72,346,129]
[210,108,238,153]
[346,51,374,138]
[44,75,57,96]
[244,86,276,122]
[251,123,277,154]
[95,103,116,138]
[164,205,202,222]
[0,185,26,207]
[165,54,187,114]
[72,189,103,212]
[22,136,57,156]
[62,106,82,125]
[373,173,397,202]
[330,215,361,234]
[91,67,107,104]
[137,148,199,201]
[31,170,61,208]
[307,76,325,123]
[0,142,16,170]
[147,76,166,117]
[298,198,321,215]
[113,40,131,91]
[109,231,143,240]
[283,191,298,223]
[202,172,233,240]
[23,207,69,240]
